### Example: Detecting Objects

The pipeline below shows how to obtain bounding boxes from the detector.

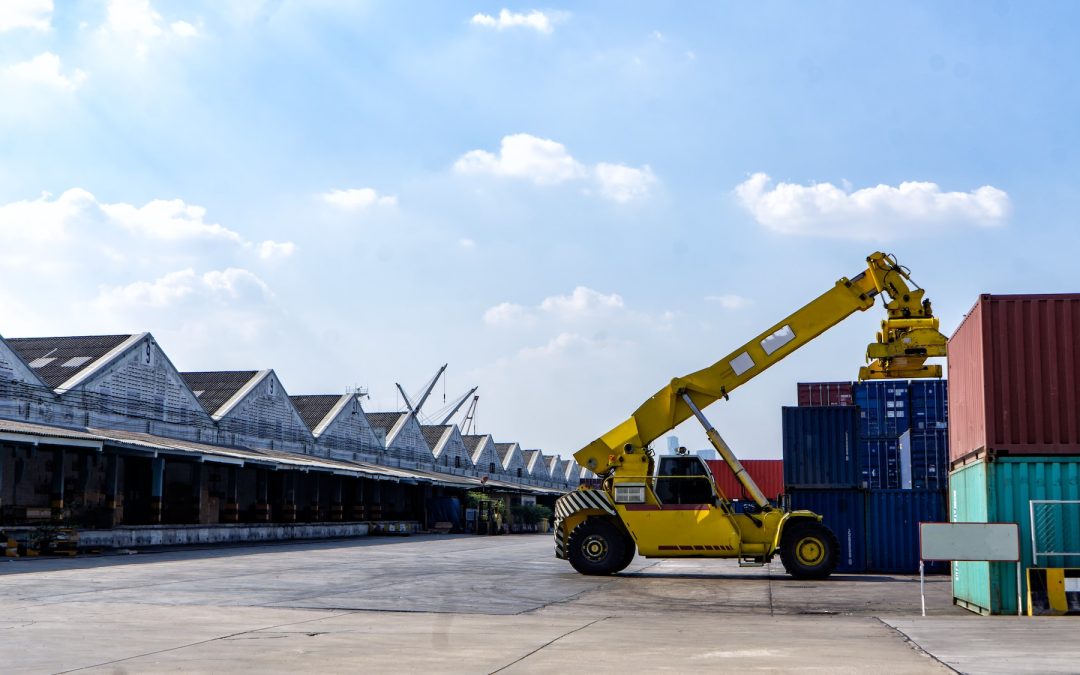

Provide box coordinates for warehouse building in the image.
[0,330,577,544]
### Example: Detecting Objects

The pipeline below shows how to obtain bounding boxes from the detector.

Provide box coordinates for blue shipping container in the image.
[787,489,867,573]
[909,380,948,431]
[865,489,948,573]
[853,381,910,438]
[906,429,948,490]
[782,406,860,489]
[859,438,901,490]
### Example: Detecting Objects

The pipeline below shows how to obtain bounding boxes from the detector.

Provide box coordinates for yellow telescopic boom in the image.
[573,252,947,499]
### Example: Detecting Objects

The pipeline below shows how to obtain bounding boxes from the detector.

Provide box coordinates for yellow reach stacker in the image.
[555,252,947,578]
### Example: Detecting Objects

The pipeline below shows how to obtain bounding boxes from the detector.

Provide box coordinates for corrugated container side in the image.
[787,489,866,572]
[782,406,860,489]
[950,456,1080,615]
[949,294,1080,463]
[866,490,947,573]
[707,459,784,501]
[909,380,948,430]
[854,381,910,438]
[909,429,948,490]
[859,438,900,490]
[797,382,854,407]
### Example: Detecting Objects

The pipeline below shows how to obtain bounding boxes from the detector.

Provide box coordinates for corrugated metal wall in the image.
[949,294,1080,462]
[797,382,853,407]
[782,406,860,488]
[787,489,866,572]
[707,459,784,501]
[866,490,947,573]
[951,456,1080,614]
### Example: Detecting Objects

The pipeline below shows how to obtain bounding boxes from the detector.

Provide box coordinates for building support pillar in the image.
[149,457,164,524]
[281,472,297,523]
[370,480,383,521]
[309,474,321,522]
[255,469,270,522]
[104,453,120,527]
[51,448,65,522]
[191,463,204,524]
[351,478,365,521]
[223,466,239,523]
[331,477,343,522]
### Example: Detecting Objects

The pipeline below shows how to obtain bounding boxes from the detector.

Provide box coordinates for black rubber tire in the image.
[612,536,636,573]
[567,519,628,576]
[779,520,839,580]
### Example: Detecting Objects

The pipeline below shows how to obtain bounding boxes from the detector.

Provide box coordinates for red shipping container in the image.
[948,294,1080,463]
[707,459,785,501]
[797,382,854,407]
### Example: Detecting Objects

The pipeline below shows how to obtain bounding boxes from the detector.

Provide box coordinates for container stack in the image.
[947,294,1080,615]
[784,379,950,574]
[781,405,866,571]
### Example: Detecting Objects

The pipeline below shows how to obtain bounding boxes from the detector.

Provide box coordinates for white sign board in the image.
[919,522,1019,562]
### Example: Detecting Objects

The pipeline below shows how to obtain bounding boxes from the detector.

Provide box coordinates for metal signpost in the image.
[919,522,1021,617]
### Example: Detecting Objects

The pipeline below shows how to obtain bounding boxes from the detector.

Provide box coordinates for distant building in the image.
[696,448,720,461]
[665,435,679,454]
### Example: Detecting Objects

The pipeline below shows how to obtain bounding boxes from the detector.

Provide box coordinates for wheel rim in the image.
[581,534,608,562]
[795,535,825,566]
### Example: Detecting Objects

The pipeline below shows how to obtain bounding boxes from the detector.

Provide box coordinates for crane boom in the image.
[573,252,947,476]
[440,386,479,424]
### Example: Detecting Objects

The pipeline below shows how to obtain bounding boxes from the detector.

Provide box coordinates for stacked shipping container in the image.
[785,379,950,573]
[947,294,1080,615]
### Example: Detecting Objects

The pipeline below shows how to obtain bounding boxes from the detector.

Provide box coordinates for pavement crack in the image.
[872,617,958,674]
[55,610,361,673]
[488,616,611,674]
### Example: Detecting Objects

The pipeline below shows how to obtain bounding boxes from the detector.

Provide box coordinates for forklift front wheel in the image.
[568,519,629,576]
[779,520,838,580]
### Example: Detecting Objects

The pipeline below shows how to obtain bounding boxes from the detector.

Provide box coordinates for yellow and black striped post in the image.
[1028,568,1080,616]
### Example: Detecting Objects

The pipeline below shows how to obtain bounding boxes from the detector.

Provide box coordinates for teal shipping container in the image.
[950,456,1080,615]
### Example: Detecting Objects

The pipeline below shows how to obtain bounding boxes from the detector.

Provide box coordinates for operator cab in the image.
[653,452,716,505]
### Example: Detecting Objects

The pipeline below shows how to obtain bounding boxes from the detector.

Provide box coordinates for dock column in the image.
[223,467,239,523]
[104,454,120,527]
[309,474,322,522]
[331,477,343,522]
[191,463,204,524]
[255,470,270,522]
[149,457,164,524]
[51,448,65,522]
[281,472,297,523]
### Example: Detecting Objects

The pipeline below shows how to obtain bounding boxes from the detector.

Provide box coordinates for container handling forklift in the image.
[554,252,947,579]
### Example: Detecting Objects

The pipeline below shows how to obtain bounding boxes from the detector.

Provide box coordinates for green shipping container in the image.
[950,457,1080,615]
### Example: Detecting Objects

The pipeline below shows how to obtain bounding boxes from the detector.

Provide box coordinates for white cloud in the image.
[483,302,532,326]
[454,133,656,201]
[735,173,1011,239]
[253,240,296,261]
[0,0,51,32]
[0,189,294,259]
[540,286,624,319]
[483,286,625,327]
[595,162,656,203]
[518,332,593,360]
[458,238,476,250]
[170,20,198,37]
[470,9,555,34]
[454,134,586,185]
[107,0,163,37]
[705,294,752,310]
[320,187,397,210]
[6,52,86,91]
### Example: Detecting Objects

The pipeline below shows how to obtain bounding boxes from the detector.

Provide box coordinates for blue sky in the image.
[1,1,1078,458]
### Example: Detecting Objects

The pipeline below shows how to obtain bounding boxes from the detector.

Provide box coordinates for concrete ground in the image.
[2,535,1076,674]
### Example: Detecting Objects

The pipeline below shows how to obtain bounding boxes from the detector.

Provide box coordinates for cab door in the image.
[616,455,742,557]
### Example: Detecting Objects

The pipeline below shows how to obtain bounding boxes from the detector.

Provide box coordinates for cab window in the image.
[654,456,715,505]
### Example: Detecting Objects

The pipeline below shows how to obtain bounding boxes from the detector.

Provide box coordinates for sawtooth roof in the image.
[365,412,406,433]
[6,334,133,389]
[421,424,450,451]
[289,395,344,431]
[180,371,260,416]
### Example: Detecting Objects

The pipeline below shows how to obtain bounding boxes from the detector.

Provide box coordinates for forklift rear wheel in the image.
[568,519,629,576]
[780,521,838,580]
